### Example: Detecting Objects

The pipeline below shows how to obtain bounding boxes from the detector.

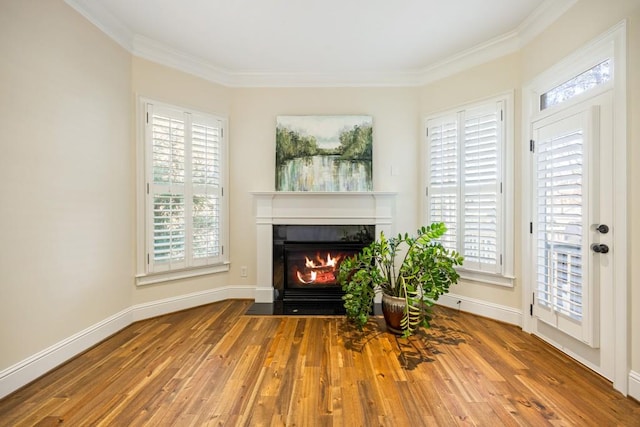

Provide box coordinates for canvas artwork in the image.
[276,115,373,192]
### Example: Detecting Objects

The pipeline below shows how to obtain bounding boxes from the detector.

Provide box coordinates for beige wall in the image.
[0,0,132,368]
[1,0,639,394]
[229,87,421,287]
[129,67,422,303]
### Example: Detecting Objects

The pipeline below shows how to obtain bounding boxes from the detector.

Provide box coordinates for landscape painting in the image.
[276,115,373,192]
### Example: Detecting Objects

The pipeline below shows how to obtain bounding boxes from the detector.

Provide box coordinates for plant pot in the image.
[381,294,406,335]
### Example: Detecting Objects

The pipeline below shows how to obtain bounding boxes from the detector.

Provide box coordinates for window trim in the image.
[422,92,515,287]
[136,97,229,286]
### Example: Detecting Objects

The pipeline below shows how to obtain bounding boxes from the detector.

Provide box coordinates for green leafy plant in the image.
[337,222,463,336]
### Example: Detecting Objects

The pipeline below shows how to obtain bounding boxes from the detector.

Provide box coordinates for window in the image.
[425,95,513,284]
[540,60,611,110]
[137,100,228,284]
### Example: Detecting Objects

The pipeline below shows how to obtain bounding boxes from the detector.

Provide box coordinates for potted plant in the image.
[337,222,463,337]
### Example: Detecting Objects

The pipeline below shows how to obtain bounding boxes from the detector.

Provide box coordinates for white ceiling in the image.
[65,0,576,86]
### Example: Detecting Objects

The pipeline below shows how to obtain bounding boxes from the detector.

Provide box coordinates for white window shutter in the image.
[425,97,507,278]
[145,103,225,273]
[462,103,502,272]
[152,194,186,268]
[427,116,458,252]
[191,114,223,265]
[536,127,585,322]
[147,105,187,272]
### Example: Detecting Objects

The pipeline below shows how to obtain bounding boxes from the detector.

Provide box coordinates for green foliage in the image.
[338,124,372,161]
[275,127,319,165]
[337,223,464,336]
[276,122,373,166]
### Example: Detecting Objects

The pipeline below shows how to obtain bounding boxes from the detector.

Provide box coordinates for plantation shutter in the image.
[462,103,502,272]
[191,113,223,265]
[426,98,507,277]
[536,128,584,320]
[149,104,187,272]
[530,104,605,347]
[426,116,458,252]
[146,103,224,273]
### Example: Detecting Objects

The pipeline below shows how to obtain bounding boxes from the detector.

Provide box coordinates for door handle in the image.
[591,244,609,254]
[595,224,609,234]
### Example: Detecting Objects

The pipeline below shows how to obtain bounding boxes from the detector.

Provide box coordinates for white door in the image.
[529,91,614,379]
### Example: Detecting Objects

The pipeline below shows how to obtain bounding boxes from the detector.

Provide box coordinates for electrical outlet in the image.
[240,266,248,277]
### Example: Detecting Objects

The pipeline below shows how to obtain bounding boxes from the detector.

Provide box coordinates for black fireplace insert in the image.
[272,224,375,311]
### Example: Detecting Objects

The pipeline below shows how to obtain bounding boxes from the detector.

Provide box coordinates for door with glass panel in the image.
[530,91,613,379]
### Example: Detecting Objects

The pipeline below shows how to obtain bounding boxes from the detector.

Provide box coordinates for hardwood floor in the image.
[1,300,638,426]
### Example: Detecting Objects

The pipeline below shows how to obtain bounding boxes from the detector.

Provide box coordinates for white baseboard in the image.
[0,285,254,400]
[629,370,640,401]
[131,286,255,321]
[254,286,274,303]
[437,293,522,327]
[0,308,132,400]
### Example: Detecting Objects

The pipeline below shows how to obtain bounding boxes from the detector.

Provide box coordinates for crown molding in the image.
[414,0,577,86]
[131,35,425,88]
[131,35,237,87]
[415,30,521,86]
[516,0,578,45]
[64,0,133,51]
[65,0,577,87]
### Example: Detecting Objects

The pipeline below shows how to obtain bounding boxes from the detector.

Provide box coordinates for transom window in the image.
[540,59,611,110]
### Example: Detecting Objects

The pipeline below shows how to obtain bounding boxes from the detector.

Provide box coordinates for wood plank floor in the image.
[1,300,638,426]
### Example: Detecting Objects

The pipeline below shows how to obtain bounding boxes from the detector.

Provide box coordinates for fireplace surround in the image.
[252,192,396,304]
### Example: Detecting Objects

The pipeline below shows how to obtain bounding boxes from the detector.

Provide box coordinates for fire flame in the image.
[304,253,337,269]
[295,252,341,284]
[296,270,317,284]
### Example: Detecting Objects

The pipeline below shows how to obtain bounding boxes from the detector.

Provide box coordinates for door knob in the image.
[591,244,609,254]
[596,224,609,234]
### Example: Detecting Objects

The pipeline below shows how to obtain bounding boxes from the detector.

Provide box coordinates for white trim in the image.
[0,308,133,399]
[516,0,578,45]
[0,286,255,399]
[415,0,577,89]
[131,286,255,322]
[609,20,629,398]
[135,95,146,279]
[534,330,610,380]
[136,263,231,286]
[64,0,575,87]
[252,192,396,303]
[629,371,640,401]
[437,293,522,327]
[457,270,515,288]
[63,0,133,51]
[521,21,628,395]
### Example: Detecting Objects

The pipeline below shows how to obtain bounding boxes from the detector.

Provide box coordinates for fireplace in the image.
[272,224,374,312]
[251,191,396,307]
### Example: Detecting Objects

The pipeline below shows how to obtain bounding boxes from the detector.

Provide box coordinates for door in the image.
[529,91,614,379]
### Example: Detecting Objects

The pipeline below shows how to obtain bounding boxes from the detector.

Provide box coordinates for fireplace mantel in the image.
[252,191,396,302]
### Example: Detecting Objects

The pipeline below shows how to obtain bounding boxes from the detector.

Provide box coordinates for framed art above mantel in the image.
[275,115,373,192]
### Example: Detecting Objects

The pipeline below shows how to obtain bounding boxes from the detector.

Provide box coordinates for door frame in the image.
[520,21,628,394]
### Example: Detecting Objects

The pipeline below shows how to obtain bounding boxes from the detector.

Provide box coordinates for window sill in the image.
[457,268,515,288]
[136,263,230,286]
